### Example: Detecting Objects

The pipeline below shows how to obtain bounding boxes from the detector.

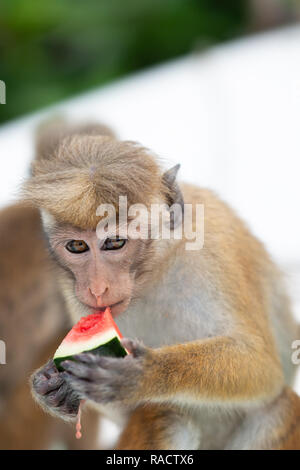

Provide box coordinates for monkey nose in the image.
[89,287,108,306]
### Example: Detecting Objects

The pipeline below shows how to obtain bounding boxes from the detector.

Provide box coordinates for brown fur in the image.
[275,388,300,450]
[117,404,184,450]
[256,386,300,450]
[23,136,166,229]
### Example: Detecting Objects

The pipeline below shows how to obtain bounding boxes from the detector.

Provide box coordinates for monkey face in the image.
[24,130,183,320]
[47,225,140,318]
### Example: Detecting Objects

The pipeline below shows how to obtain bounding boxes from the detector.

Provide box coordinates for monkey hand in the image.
[61,338,150,407]
[31,359,81,421]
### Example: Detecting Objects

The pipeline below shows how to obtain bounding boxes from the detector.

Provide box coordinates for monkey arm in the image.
[136,335,284,404]
[62,334,284,409]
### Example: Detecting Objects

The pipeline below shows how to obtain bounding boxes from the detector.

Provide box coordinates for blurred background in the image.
[0,0,300,450]
[0,0,299,125]
[0,0,246,124]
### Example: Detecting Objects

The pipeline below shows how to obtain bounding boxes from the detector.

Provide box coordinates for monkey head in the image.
[23,132,183,319]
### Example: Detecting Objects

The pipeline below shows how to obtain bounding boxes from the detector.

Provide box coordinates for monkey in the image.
[23,120,300,449]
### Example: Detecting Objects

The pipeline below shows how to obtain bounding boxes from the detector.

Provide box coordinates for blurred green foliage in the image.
[0,0,246,124]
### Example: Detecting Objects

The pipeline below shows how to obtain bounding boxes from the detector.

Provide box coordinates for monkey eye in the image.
[102,237,127,251]
[65,240,89,254]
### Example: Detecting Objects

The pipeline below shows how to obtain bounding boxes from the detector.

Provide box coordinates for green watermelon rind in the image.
[54,336,127,372]
[54,325,121,358]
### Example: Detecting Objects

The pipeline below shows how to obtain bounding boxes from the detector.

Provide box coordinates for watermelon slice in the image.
[54,307,127,371]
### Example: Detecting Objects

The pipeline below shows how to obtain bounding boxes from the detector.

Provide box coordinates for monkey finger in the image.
[42,360,58,378]
[63,375,115,404]
[62,374,90,398]
[45,382,69,407]
[61,360,94,379]
[44,375,64,392]
[34,374,64,395]
[72,353,100,365]
[121,337,147,358]
[90,355,119,368]
[61,361,111,381]
[32,375,50,395]
[34,360,56,382]
[72,354,121,371]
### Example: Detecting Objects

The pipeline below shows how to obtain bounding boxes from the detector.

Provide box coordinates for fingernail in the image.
[61,361,70,369]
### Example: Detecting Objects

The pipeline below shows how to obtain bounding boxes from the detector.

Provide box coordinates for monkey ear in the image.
[163,164,180,186]
[162,164,184,229]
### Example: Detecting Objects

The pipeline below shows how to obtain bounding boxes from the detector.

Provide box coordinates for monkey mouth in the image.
[85,298,129,318]
[95,299,124,313]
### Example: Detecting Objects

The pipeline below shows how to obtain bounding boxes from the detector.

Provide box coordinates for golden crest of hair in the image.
[23,132,166,229]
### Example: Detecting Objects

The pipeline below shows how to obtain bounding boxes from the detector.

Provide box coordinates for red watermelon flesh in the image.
[54,307,127,371]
